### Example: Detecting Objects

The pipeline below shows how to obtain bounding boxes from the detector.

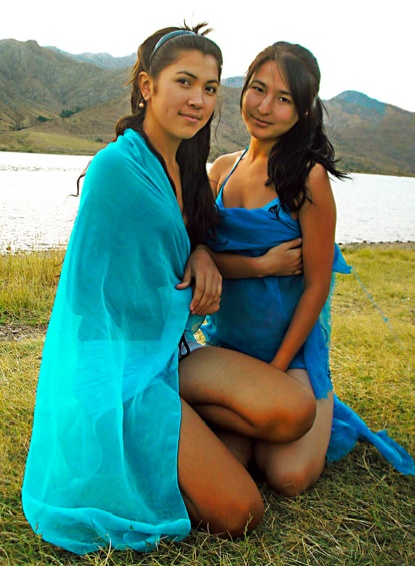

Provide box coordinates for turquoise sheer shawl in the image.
[22,129,192,554]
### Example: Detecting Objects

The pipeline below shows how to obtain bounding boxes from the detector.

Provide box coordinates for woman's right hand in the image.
[176,246,222,314]
[259,238,303,276]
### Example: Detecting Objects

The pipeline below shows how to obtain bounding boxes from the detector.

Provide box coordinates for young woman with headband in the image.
[22,24,280,554]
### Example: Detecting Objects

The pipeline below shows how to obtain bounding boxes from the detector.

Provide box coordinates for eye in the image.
[177,78,191,86]
[251,85,264,93]
[205,85,218,95]
[278,96,291,103]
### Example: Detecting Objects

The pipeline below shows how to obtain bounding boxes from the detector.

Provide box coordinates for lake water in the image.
[1,151,415,252]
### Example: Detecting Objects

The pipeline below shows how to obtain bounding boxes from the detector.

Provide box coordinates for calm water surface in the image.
[1,152,415,252]
[1,152,89,251]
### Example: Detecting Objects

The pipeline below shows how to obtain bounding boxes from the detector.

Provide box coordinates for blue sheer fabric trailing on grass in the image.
[328,398,415,473]
[201,171,415,476]
[22,129,192,554]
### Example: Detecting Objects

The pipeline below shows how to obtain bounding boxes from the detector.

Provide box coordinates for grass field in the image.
[0,130,105,156]
[1,244,414,565]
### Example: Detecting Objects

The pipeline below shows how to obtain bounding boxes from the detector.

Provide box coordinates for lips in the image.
[251,115,272,126]
[179,113,202,122]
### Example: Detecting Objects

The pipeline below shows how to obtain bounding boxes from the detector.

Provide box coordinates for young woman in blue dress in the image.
[179,40,415,497]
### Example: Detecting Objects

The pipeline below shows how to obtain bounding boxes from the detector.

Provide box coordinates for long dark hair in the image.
[116,22,223,247]
[241,41,348,213]
[77,23,222,248]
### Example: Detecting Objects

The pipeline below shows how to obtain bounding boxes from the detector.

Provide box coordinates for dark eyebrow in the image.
[176,70,219,84]
[250,79,266,87]
[250,78,291,96]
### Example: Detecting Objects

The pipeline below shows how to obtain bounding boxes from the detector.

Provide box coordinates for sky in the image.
[2,0,414,112]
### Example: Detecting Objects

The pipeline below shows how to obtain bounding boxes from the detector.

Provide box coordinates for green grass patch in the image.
[1,244,414,565]
[0,249,65,325]
[0,130,105,155]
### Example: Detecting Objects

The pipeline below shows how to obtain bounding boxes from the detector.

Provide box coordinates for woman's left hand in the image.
[176,246,222,314]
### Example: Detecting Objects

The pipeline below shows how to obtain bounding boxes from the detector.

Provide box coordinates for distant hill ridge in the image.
[45,46,137,70]
[222,77,245,88]
[0,39,414,176]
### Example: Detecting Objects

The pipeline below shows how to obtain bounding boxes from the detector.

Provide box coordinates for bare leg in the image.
[179,346,316,444]
[178,399,263,536]
[255,369,334,497]
[214,430,254,469]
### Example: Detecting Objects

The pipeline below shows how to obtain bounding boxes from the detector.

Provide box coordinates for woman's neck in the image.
[142,120,180,173]
[141,119,183,210]
[245,137,274,164]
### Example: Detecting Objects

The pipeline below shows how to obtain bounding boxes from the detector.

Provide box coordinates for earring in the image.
[138,99,146,109]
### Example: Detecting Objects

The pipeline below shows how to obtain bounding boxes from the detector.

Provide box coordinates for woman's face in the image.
[242,60,299,142]
[143,50,220,145]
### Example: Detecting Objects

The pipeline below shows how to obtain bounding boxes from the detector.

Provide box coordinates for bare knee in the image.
[208,489,264,537]
[228,491,264,535]
[284,391,316,442]
[265,460,324,497]
[262,390,316,444]
[219,491,264,537]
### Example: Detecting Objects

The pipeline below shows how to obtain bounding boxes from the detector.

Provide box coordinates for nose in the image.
[188,88,203,108]
[258,94,273,115]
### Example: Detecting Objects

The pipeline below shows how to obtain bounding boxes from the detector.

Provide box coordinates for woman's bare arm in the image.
[270,164,336,371]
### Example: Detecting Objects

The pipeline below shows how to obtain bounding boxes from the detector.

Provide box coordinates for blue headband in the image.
[150,30,196,59]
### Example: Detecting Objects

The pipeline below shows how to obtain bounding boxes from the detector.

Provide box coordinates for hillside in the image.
[45,46,136,69]
[0,39,128,115]
[0,39,414,176]
[324,92,415,176]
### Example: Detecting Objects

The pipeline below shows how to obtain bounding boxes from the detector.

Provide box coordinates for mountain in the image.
[45,46,136,70]
[222,77,245,88]
[0,39,414,176]
[323,91,415,176]
[0,39,128,124]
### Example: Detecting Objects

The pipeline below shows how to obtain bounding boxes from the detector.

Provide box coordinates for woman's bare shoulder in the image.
[308,162,329,184]
[209,151,244,196]
[305,163,333,199]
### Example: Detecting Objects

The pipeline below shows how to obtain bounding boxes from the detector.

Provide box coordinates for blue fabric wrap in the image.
[22,129,192,554]
[201,188,415,475]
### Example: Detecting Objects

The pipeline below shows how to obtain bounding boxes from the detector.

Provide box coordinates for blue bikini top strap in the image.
[217,147,249,199]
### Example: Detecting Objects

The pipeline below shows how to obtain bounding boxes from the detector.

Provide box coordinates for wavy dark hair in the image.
[115,22,223,247]
[241,41,348,213]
